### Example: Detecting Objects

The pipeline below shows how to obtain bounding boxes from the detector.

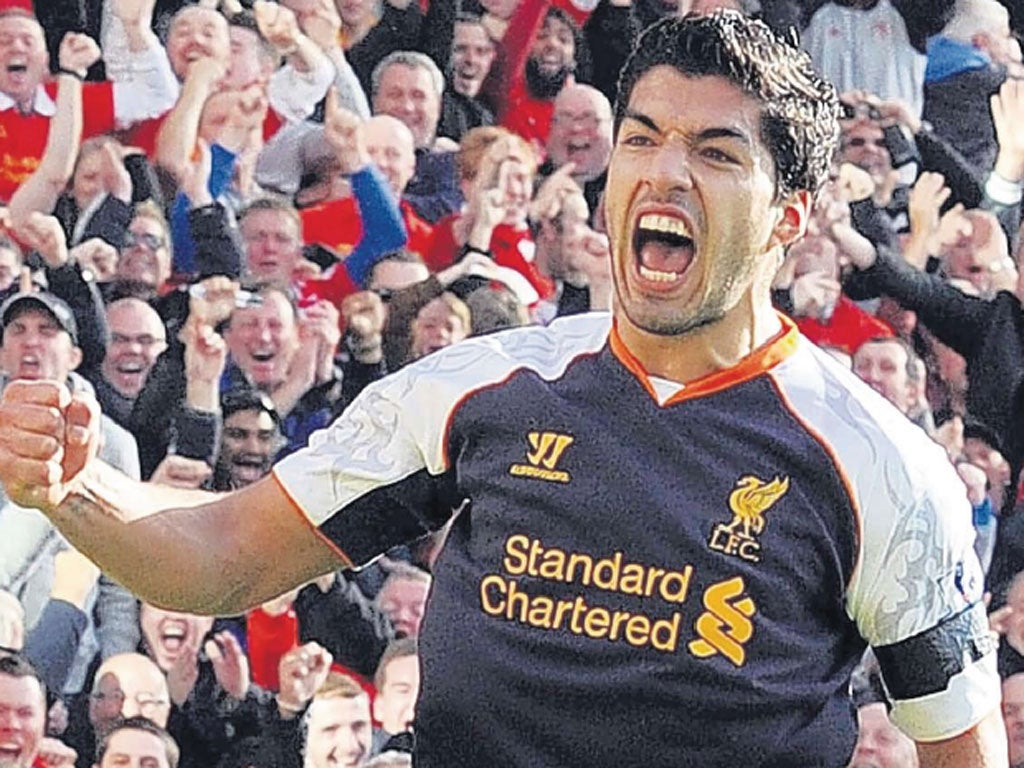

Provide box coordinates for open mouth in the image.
[159,620,188,654]
[632,212,694,285]
[0,741,24,761]
[232,455,269,484]
[5,63,27,74]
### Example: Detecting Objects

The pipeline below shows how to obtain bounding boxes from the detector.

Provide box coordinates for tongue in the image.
[163,636,183,652]
[640,240,692,275]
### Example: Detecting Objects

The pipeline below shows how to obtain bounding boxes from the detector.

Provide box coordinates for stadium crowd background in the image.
[1,0,1024,765]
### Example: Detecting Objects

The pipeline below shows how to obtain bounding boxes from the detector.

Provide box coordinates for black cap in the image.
[0,292,78,346]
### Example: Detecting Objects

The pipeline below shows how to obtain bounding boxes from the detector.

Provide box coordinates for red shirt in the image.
[426,214,555,300]
[0,81,114,202]
[301,198,433,260]
[794,295,895,355]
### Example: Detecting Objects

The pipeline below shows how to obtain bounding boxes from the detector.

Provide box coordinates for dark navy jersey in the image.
[274,313,998,767]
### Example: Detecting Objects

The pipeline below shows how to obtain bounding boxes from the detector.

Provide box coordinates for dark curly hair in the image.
[614,11,839,199]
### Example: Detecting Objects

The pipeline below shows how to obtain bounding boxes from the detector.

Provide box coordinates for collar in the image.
[0,83,57,117]
[608,312,799,407]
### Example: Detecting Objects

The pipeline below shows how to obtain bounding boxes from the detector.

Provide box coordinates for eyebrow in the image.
[621,110,752,146]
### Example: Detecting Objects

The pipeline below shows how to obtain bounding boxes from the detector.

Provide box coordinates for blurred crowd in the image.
[2,0,1024,766]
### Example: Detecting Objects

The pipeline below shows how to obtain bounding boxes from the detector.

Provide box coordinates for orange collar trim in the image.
[608,313,800,407]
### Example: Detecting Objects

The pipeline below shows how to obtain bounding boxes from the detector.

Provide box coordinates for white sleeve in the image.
[846,431,999,742]
[111,45,179,129]
[268,58,335,123]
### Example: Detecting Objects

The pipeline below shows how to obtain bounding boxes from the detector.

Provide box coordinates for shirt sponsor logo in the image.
[708,475,790,563]
[509,431,574,483]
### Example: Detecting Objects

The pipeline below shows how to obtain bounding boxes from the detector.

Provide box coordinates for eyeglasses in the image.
[124,232,166,251]
[110,333,166,348]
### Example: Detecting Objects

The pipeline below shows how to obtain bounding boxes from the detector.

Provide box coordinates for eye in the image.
[700,147,737,164]
[621,134,654,148]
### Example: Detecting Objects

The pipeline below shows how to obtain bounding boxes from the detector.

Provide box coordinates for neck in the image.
[615,287,782,383]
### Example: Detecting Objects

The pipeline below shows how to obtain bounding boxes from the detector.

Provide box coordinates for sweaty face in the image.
[450,22,495,98]
[0,674,45,768]
[102,300,167,399]
[847,703,918,768]
[305,695,372,768]
[548,88,613,181]
[139,604,215,673]
[852,341,911,414]
[166,7,230,81]
[0,16,47,107]
[0,307,80,383]
[409,298,469,360]
[373,655,420,735]
[365,116,417,197]
[376,577,430,637]
[117,217,171,290]
[224,292,298,390]
[373,64,441,150]
[99,728,171,768]
[218,408,279,488]
[605,68,787,337]
[240,209,303,287]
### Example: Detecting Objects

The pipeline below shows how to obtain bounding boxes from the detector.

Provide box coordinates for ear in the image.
[69,344,83,373]
[768,190,812,252]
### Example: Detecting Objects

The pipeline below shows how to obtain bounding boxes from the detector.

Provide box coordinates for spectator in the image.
[847,701,920,767]
[301,672,372,768]
[851,336,917,416]
[0,654,47,768]
[370,639,419,757]
[541,82,611,217]
[85,653,171,749]
[924,0,1022,176]
[212,388,284,490]
[95,717,179,768]
[371,51,462,222]
[0,6,176,202]
[374,565,430,639]
[437,14,496,143]
[97,298,168,417]
[1003,672,1024,768]
[0,292,140,695]
[406,292,471,362]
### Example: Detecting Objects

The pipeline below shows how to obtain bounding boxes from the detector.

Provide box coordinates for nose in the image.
[121,698,142,719]
[648,141,694,195]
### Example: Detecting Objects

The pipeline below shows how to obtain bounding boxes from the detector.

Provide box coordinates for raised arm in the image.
[7,34,99,225]
[0,380,344,615]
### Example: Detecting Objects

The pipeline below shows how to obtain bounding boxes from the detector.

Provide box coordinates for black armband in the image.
[873,602,995,700]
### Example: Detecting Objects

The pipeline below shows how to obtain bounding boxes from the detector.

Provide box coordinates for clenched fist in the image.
[0,380,100,512]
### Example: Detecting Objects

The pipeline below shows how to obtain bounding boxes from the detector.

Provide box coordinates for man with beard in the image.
[0,12,1006,767]
[491,3,579,145]
[212,389,284,491]
[437,14,496,142]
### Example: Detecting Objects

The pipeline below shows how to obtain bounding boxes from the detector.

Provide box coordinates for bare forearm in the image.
[917,710,1008,768]
[9,74,82,222]
[49,460,230,612]
[156,81,210,178]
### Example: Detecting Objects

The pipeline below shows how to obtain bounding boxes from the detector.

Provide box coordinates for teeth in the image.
[639,265,679,283]
[638,213,691,239]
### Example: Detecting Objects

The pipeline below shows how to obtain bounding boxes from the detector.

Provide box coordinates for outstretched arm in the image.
[0,381,344,616]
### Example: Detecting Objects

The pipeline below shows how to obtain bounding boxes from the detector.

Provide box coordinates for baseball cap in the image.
[0,292,79,346]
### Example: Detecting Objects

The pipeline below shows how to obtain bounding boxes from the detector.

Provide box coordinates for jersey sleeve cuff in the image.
[888,652,1001,742]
